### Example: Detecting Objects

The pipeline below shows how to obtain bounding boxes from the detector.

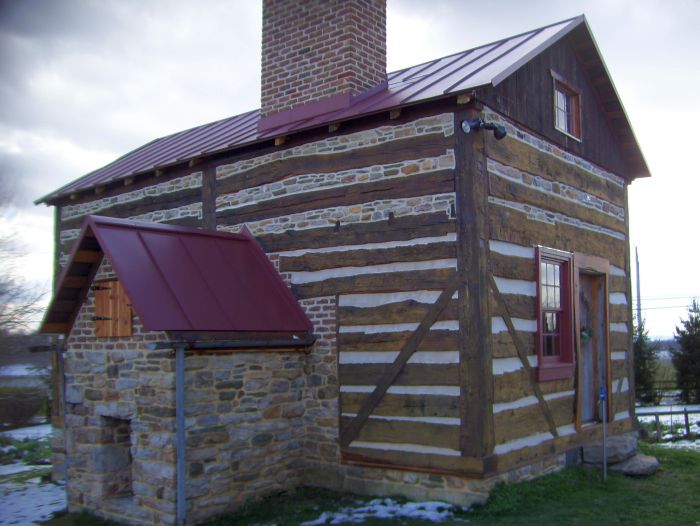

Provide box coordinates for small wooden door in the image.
[574,254,611,428]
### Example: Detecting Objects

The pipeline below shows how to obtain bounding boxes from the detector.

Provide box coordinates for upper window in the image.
[551,71,581,140]
[537,247,574,381]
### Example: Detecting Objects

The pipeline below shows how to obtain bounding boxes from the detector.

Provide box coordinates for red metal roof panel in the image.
[40,216,312,334]
[36,15,649,203]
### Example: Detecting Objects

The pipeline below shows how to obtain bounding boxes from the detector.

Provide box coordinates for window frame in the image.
[536,246,574,381]
[551,70,582,141]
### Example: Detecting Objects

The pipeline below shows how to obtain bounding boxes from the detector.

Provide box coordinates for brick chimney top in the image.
[260,0,387,124]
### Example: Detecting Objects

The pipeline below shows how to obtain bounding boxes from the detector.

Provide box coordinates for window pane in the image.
[556,89,567,110]
[553,284,561,309]
[554,264,560,286]
[546,263,555,287]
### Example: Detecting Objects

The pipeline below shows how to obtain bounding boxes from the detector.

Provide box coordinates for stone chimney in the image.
[260,0,387,120]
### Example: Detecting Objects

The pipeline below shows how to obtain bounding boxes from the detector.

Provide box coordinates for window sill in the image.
[537,362,574,382]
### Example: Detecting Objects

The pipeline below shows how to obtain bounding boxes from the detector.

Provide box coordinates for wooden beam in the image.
[455,106,494,457]
[40,322,68,334]
[201,166,217,230]
[328,123,340,132]
[73,250,102,263]
[488,273,559,437]
[275,136,287,146]
[62,275,88,288]
[389,109,401,120]
[339,271,462,448]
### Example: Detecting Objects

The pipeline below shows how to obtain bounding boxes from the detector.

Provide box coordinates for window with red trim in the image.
[551,71,581,140]
[537,247,574,381]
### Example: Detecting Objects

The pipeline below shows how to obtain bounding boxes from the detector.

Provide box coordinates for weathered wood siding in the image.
[478,31,628,177]
[214,113,465,471]
[482,106,633,470]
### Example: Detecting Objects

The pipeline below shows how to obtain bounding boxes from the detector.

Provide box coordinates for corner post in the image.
[454,103,495,457]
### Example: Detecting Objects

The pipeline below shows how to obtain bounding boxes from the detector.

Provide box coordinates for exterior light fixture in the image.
[460,118,507,140]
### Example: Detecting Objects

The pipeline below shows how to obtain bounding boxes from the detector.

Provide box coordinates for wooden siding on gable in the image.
[478,31,628,177]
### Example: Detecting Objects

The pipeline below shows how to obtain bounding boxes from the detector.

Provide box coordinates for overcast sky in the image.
[1,0,698,338]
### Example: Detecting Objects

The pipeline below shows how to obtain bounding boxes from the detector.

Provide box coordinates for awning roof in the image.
[40,216,312,335]
[36,15,649,205]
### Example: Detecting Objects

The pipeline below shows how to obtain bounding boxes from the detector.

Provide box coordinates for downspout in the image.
[175,343,187,526]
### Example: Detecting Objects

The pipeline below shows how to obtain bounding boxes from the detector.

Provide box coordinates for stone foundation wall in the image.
[62,259,176,526]
[183,351,307,523]
[305,452,568,508]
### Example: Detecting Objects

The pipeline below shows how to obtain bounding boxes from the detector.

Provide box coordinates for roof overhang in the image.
[39,216,313,339]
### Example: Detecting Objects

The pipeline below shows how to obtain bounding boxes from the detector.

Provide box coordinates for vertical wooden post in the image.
[454,105,494,457]
[201,166,217,230]
[684,408,690,437]
[655,414,661,441]
[623,186,636,418]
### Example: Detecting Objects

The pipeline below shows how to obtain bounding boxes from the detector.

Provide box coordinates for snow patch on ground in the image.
[301,498,464,525]
[658,440,700,452]
[0,364,47,376]
[0,463,48,477]
[0,481,66,525]
[1,424,52,441]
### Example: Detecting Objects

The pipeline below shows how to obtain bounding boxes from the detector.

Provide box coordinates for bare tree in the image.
[0,165,46,335]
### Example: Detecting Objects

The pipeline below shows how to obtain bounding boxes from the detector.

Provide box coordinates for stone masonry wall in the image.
[62,259,176,526]
[182,295,339,523]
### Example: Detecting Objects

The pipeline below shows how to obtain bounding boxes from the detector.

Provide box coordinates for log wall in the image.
[482,107,634,471]
[214,112,467,472]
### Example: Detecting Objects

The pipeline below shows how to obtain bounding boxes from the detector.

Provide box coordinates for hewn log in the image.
[492,331,536,358]
[292,267,456,299]
[342,448,484,476]
[486,136,625,206]
[341,416,459,449]
[488,172,625,234]
[454,107,494,457]
[488,273,558,437]
[340,392,459,418]
[489,293,535,320]
[340,272,462,448]
[489,251,535,281]
[340,363,459,386]
[339,299,459,326]
[489,203,626,268]
[494,395,574,444]
[217,170,455,224]
[257,212,455,253]
[280,242,456,273]
[60,187,202,230]
[217,133,454,195]
[339,329,460,354]
[492,418,634,474]
[494,370,573,404]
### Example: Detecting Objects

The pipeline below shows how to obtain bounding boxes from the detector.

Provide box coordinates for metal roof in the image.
[37,15,648,204]
[39,216,312,335]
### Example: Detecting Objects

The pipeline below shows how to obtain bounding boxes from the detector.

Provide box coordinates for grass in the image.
[0,434,52,465]
[42,444,700,526]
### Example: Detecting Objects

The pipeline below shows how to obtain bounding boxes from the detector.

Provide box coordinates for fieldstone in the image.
[583,434,637,464]
[65,385,84,404]
[610,454,660,476]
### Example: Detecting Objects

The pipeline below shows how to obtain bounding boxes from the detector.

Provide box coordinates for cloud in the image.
[0,0,698,335]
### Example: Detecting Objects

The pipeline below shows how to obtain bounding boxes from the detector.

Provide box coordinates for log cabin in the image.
[37,1,649,524]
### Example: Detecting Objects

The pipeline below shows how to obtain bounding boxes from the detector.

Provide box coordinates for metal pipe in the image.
[175,344,186,526]
[147,336,316,351]
[601,386,608,482]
